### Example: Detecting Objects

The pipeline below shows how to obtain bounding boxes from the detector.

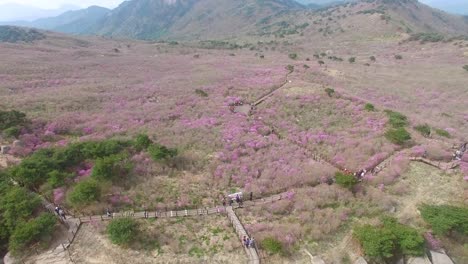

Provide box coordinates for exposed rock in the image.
[12,140,23,147]
[430,250,455,264]
[1,145,10,154]
[354,257,367,264]
[407,255,432,264]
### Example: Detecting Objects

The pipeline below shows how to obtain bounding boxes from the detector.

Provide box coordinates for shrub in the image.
[318,60,325,66]
[288,53,298,60]
[414,124,431,137]
[395,55,403,60]
[354,217,424,260]
[0,26,46,43]
[195,89,208,97]
[463,65,468,72]
[434,128,450,138]
[107,218,138,246]
[0,110,27,131]
[364,103,375,111]
[286,65,294,73]
[11,149,61,188]
[8,213,56,254]
[92,154,131,181]
[303,64,310,69]
[370,56,376,62]
[348,57,356,63]
[148,144,177,161]
[68,179,100,206]
[3,126,21,138]
[384,110,408,128]
[335,172,358,190]
[47,170,72,188]
[325,88,335,97]
[134,134,152,151]
[385,128,411,145]
[420,204,468,236]
[408,33,444,43]
[261,237,284,255]
[0,187,41,233]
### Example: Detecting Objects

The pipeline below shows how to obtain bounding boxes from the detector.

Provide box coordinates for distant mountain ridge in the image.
[2,0,467,40]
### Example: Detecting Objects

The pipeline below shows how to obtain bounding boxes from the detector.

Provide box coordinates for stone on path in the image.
[354,257,367,264]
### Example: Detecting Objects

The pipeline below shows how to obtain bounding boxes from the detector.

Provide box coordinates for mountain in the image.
[0,4,80,22]
[22,6,111,35]
[91,0,304,40]
[4,0,466,41]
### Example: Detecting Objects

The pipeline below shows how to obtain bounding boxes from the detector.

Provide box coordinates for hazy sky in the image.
[0,0,464,12]
[0,0,126,9]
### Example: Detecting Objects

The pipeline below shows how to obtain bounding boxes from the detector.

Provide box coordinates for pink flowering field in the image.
[1,31,467,261]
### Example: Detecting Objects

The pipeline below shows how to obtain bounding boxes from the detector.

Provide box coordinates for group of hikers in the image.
[453,143,467,161]
[222,192,253,207]
[54,206,67,220]
[243,236,255,249]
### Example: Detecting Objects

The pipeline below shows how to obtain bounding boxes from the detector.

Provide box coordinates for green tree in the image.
[0,187,41,233]
[107,218,138,246]
[370,56,376,62]
[384,110,408,128]
[354,225,396,259]
[395,55,403,60]
[354,217,424,260]
[134,134,152,151]
[364,103,375,111]
[68,179,100,206]
[335,172,358,190]
[463,65,468,72]
[47,170,73,188]
[414,124,431,137]
[0,110,27,131]
[8,213,56,254]
[420,204,468,236]
[261,237,284,255]
[92,155,131,181]
[349,57,356,63]
[148,144,177,161]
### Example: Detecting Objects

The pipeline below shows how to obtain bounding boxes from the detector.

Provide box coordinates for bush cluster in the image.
[0,110,28,138]
[364,103,375,111]
[261,237,284,255]
[385,128,411,145]
[420,205,468,236]
[354,217,424,260]
[0,183,54,255]
[414,124,431,137]
[107,218,138,246]
[335,172,358,190]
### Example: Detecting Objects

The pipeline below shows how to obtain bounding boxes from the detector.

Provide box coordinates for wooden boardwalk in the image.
[226,206,260,264]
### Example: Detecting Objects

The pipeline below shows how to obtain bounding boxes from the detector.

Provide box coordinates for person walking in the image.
[249,192,253,201]
[54,206,60,215]
[106,208,112,218]
[244,237,250,248]
[58,209,66,220]
[249,237,255,249]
